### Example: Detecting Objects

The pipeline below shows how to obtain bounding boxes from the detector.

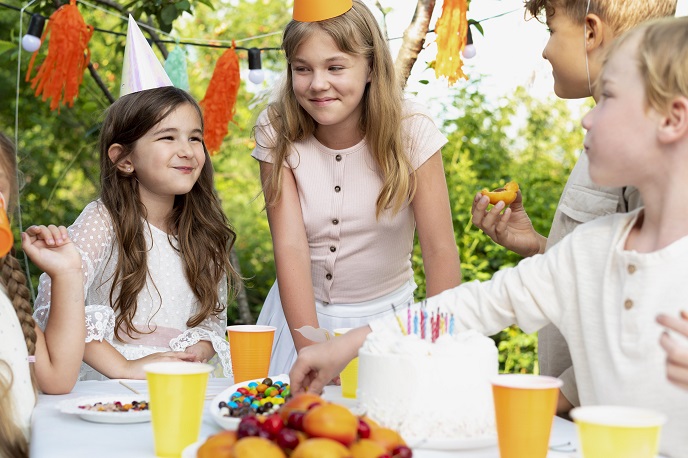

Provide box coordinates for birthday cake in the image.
[357,329,498,442]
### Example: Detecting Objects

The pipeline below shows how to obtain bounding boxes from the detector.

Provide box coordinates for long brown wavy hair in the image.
[0,132,35,458]
[99,87,240,341]
[259,0,414,217]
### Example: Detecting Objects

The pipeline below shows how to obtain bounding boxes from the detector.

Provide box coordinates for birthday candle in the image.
[431,312,437,343]
[449,313,455,335]
[423,307,428,340]
[420,308,425,339]
[413,311,419,335]
[407,306,411,335]
[391,304,407,335]
[440,314,445,336]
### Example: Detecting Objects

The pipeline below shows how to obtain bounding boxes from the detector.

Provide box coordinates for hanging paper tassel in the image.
[200,44,240,154]
[164,45,190,91]
[434,0,468,85]
[25,0,93,111]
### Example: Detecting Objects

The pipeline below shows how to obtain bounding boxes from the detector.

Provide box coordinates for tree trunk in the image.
[394,0,437,88]
[230,248,254,324]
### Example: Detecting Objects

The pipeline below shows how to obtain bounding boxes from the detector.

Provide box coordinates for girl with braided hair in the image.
[0,132,84,457]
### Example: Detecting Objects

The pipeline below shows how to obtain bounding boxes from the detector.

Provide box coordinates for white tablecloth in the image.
[31,379,581,458]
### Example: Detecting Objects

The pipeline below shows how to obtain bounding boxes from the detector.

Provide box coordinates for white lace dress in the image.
[33,200,231,380]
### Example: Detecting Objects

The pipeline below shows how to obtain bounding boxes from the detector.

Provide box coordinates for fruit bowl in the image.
[209,374,290,430]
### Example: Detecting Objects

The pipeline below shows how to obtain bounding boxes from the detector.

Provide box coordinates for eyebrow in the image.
[291,55,350,65]
[152,127,203,136]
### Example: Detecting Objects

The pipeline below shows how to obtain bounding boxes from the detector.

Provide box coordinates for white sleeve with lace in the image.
[169,278,231,377]
[33,201,116,345]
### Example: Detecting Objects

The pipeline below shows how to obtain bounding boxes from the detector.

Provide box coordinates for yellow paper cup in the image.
[571,406,666,458]
[144,362,213,458]
[227,325,275,383]
[334,328,359,399]
[491,374,563,458]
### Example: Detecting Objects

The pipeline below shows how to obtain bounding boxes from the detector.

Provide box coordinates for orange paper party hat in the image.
[293,0,352,22]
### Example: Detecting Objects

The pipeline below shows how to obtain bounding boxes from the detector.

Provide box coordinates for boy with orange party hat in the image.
[33,16,240,381]
[470,0,676,413]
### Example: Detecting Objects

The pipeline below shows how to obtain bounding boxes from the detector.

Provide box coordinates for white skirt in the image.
[257,279,417,375]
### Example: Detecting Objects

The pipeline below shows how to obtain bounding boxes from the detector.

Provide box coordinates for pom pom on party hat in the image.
[293,0,352,22]
[120,15,173,97]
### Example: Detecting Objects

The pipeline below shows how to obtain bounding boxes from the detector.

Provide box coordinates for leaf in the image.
[196,0,215,10]
[0,40,15,56]
[161,4,179,24]
[418,80,429,85]
[175,0,191,11]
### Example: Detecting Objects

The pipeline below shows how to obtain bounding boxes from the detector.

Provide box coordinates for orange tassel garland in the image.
[26,0,93,111]
[434,0,469,85]
[200,44,240,155]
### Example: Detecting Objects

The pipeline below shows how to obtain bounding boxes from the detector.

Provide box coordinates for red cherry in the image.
[357,418,372,439]
[236,421,260,439]
[275,428,300,450]
[392,445,413,458]
[287,411,305,431]
[379,455,392,458]
[261,413,284,436]
[239,415,260,428]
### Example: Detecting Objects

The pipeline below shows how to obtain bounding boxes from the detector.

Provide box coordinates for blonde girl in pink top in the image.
[252,0,461,375]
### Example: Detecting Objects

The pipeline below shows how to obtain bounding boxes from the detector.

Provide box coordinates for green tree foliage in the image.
[411,81,586,373]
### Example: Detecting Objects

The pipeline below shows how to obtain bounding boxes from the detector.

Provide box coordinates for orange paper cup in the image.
[227,325,275,383]
[144,362,213,458]
[491,374,563,458]
[334,328,359,398]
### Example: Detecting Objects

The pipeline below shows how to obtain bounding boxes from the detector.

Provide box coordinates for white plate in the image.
[58,396,151,424]
[181,441,201,458]
[409,434,497,451]
[209,374,290,430]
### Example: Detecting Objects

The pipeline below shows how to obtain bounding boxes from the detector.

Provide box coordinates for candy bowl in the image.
[210,374,290,430]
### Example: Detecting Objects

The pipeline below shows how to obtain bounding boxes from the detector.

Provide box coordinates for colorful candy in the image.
[218,378,291,419]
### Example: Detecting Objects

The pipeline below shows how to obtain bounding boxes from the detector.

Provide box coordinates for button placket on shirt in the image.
[619,258,642,351]
[324,153,345,294]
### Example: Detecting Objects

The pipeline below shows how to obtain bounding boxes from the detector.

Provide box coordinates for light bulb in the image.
[22,13,45,53]
[462,44,477,59]
[248,69,265,84]
[247,47,264,84]
[21,35,41,52]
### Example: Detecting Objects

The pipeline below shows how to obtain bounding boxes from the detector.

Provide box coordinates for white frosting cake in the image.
[357,329,498,442]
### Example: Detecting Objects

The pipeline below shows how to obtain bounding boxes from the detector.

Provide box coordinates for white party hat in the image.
[120,15,173,97]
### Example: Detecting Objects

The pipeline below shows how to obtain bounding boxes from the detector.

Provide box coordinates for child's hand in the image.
[289,326,371,395]
[184,340,215,363]
[22,225,82,277]
[124,351,198,379]
[657,311,688,390]
[471,191,544,257]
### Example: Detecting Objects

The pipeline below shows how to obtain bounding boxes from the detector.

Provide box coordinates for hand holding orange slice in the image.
[480,181,519,206]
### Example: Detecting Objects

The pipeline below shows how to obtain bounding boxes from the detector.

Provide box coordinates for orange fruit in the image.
[291,438,351,458]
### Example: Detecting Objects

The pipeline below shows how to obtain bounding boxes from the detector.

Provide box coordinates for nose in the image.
[177,140,194,158]
[310,69,330,91]
[581,106,594,130]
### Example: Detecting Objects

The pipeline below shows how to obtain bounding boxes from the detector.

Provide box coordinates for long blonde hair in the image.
[99,87,240,341]
[258,0,414,217]
[0,132,35,458]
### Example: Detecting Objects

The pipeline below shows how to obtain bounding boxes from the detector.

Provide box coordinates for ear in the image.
[108,144,134,173]
[658,96,688,144]
[584,14,608,53]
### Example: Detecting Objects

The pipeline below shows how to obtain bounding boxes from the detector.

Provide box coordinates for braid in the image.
[0,256,36,356]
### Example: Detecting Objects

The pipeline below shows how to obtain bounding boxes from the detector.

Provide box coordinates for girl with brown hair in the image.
[32,86,240,380]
